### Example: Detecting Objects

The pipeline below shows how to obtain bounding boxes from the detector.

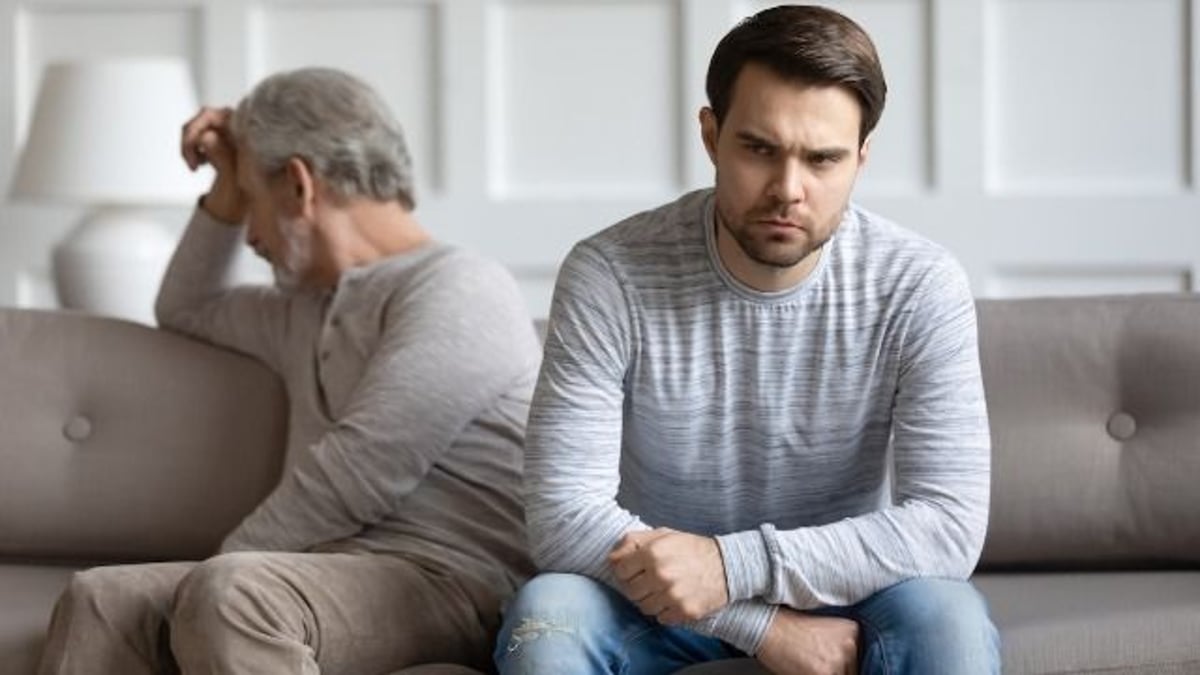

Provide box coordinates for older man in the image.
[38,67,540,675]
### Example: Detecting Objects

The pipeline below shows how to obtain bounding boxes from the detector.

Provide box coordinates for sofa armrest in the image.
[0,309,287,563]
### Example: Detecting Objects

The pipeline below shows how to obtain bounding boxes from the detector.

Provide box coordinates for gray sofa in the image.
[2,295,1198,674]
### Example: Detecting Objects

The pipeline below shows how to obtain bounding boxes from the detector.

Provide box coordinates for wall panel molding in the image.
[486,0,683,200]
[0,0,1195,319]
[249,1,442,193]
[985,0,1188,195]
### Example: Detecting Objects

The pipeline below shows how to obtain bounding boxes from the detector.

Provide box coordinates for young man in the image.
[496,6,999,675]
[39,67,541,674]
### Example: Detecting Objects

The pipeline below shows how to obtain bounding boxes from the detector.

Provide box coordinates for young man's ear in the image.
[699,107,719,165]
[858,134,873,168]
[282,155,317,218]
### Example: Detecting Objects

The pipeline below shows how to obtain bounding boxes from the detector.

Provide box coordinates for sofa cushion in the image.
[976,295,1200,568]
[0,309,287,562]
[0,564,79,675]
[975,571,1200,674]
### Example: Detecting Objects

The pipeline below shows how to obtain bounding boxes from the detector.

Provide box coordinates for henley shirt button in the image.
[320,350,331,361]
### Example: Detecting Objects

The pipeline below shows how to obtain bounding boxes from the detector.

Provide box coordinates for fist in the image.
[180,106,246,223]
[756,608,859,675]
[609,528,730,624]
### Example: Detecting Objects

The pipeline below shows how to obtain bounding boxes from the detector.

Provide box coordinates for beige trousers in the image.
[36,551,493,675]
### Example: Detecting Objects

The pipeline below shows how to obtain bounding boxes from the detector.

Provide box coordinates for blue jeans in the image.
[494,573,1000,675]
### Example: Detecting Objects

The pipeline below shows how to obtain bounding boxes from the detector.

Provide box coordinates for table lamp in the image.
[8,58,210,324]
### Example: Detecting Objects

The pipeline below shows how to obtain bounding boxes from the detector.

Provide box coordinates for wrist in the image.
[707,600,778,655]
[201,178,245,225]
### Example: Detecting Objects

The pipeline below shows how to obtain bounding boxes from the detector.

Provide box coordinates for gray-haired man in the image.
[38,68,540,674]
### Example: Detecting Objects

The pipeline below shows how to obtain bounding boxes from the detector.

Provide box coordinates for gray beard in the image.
[272,217,312,291]
[272,264,304,291]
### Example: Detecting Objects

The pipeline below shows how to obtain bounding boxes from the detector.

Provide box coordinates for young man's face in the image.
[701,62,869,284]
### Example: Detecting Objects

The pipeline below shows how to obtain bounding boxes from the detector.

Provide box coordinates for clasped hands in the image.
[609,528,859,675]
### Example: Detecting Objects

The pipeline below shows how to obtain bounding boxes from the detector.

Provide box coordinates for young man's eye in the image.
[745,143,774,157]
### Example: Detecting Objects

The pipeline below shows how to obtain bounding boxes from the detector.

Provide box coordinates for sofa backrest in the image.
[0,309,287,564]
[976,294,1200,569]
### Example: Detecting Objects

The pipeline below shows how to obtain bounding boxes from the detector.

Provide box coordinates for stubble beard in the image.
[718,203,830,270]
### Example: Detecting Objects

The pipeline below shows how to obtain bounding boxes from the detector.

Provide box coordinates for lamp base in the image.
[52,208,178,325]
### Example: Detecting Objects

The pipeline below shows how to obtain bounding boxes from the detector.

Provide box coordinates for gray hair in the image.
[232,67,416,209]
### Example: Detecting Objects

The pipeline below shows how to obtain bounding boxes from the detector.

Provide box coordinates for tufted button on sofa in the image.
[1,295,1198,674]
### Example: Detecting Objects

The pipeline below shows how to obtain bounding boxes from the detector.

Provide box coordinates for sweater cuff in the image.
[716,528,772,603]
[707,601,778,655]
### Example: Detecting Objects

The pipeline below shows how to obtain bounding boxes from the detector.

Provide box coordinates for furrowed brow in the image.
[735,131,776,147]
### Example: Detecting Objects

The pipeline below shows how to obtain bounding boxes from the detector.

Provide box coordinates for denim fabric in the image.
[495,573,1000,675]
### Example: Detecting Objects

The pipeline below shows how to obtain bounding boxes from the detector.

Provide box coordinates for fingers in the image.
[608,528,666,566]
[608,534,641,563]
[611,554,644,583]
[629,586,674,623]
[180,106,234,170]
[656,606,684,626]
[621,568,660,602]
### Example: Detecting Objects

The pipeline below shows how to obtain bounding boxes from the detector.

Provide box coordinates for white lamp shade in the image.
[10,59,209,205]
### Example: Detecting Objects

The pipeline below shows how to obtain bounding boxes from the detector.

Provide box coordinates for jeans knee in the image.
[858,578,999,673]
[495,573,618,672]
[506,573,610,620]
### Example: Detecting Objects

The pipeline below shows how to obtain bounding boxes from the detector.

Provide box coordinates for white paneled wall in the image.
[0,0,1197,320]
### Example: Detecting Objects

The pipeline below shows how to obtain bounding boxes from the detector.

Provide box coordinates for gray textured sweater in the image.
[525,189,991,653]
[156,208,543,610]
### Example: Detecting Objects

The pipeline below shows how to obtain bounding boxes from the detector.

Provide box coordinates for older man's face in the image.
[235,143,314,290]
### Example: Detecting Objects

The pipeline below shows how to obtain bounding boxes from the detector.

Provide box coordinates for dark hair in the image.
[705,4,887,144]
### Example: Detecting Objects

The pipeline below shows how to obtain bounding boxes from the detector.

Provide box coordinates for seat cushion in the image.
[975,571,1200,674]
[0,564,81,675]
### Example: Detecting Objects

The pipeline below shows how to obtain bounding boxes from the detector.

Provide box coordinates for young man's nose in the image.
[767,159,807,204]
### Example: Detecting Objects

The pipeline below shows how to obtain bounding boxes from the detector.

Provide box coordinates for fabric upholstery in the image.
[0,564,79,675]
[0,309,287,563]
[2,296,1199,674]
[975,571,1200,674]
[975,295,1200,567]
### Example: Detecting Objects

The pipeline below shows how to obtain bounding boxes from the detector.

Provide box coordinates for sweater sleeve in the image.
[525,242,779,655]
[221,254,539,552]
[154,207,292,374]
[525,242,649,578]
[714,259,992,615]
